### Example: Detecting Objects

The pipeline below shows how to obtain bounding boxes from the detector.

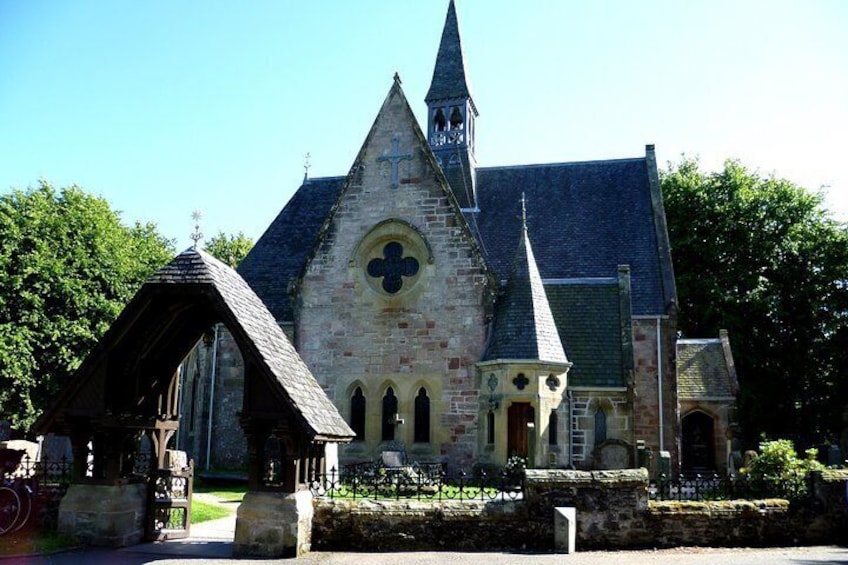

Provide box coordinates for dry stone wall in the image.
[312,469,848,551]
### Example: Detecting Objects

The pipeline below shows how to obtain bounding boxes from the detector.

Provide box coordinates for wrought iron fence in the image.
[649,473,813,502]
[309,462,524,502]
[1,453,73,535]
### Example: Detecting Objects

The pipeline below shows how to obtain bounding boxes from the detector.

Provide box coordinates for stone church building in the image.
[177,1,738,475]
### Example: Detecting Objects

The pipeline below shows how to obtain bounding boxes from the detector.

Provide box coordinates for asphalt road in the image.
[9,545,848,565]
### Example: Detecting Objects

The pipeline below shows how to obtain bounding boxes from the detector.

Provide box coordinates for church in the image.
[177,1,738,476]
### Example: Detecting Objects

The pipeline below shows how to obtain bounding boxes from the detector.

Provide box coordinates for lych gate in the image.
[34,248,354,556]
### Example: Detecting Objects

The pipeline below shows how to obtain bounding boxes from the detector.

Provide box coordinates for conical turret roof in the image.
[484,203,569,364]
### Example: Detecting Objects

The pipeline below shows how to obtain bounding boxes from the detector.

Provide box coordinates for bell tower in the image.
[425,0,479,210]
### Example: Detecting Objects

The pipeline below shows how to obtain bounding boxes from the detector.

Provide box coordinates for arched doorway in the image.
[681,411,716,473]
[507,403,535,459]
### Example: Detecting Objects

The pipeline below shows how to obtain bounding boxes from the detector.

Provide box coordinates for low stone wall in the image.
[312,468,848,551]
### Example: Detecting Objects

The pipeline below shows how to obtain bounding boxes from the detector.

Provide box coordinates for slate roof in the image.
[484,226,569,364]
[546,280,627,388]
[238,176,346,321]
[241,156,671,321]
[677,336,738,399]
[468,159,671,316]
[425,0,474,106]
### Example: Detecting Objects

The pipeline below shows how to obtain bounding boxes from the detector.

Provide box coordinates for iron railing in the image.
[650,473,814,502]
[310,463,525,502]
[1,454,73,535]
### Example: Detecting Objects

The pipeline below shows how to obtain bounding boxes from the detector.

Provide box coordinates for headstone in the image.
[636,441,653,469]
[658,450,671,477]
[39,434,73,478]
[554,506,577,553]
[0,420,10,442]
[597,443,630,469]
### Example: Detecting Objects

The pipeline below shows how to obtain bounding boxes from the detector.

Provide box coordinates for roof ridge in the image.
[478,157,646,172]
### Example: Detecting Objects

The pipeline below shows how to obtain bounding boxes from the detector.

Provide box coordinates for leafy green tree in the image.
[0,181,174,431]
[204,231,253,268]
[662,158,848,447]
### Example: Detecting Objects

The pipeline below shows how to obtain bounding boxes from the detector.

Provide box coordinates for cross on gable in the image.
[377,135,413,188]
[367,242,419,294]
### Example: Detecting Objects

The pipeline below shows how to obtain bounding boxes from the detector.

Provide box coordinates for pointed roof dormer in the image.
[484,197,569,364]
[425,0,479,210]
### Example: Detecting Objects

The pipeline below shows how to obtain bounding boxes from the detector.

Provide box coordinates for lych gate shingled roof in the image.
[484,225,568,364]
[425,0,474,105]
[37,248,354,441]
[152,249,354,439]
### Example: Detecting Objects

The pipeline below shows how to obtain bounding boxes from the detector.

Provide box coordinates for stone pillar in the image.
[58,483,146,547]
[234,490,314,558]
[554,506,577,553]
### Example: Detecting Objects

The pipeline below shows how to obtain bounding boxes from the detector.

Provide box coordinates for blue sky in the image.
[1,1,846,250]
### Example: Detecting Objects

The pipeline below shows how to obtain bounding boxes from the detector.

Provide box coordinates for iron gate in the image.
[145,461,193,541]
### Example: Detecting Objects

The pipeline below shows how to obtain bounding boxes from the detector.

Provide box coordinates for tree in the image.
[204,231,253,268]
[0,181,174,431]
[663,158,848,447]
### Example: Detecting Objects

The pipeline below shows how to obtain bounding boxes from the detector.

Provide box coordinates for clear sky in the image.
[2,1,846,250]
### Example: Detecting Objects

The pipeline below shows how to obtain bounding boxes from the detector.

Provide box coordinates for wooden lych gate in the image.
[34,248,354,545]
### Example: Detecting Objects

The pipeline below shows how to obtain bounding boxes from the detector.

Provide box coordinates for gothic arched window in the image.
[414,387,430,443]
[382,387,398,442]
[350,387,366,441]
[594,408,607,446]
[487,411,495,445]
[548,410,558,446]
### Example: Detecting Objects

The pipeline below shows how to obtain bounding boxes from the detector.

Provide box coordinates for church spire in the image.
[483,198,569,364]
[425,0,479,210]
[425,0,474,105]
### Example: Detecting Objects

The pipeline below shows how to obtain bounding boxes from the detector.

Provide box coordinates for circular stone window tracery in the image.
[367,241,420,294]
[355,219,431,297]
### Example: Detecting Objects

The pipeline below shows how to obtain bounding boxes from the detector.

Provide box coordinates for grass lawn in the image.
[0,531,77,557]
[191,498,232,524]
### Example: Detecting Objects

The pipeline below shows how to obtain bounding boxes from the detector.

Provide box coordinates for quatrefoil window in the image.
[367,242,420,294]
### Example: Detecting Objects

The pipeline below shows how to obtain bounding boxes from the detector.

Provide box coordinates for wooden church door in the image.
[681,411,716,472]
[508,403,535,458]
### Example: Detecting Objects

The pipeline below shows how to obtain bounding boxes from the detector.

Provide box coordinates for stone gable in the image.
[295,80,493,468]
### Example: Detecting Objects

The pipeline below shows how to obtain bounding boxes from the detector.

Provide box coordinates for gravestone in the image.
[0,420,10,442]
[597,443,630,469]
[39,434,73,478]
[658,450,671,477]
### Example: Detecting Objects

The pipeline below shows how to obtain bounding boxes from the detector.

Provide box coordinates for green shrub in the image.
[742,439,824,498]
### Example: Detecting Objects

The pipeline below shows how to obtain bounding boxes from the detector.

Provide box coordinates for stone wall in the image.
[312,468,848,551]
[631,317,678,474]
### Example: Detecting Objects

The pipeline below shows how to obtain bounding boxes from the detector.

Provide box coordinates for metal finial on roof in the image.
[190,210,203,249]
[520,192,528,231]
[393,72,402,85]
[304,152,311,182]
